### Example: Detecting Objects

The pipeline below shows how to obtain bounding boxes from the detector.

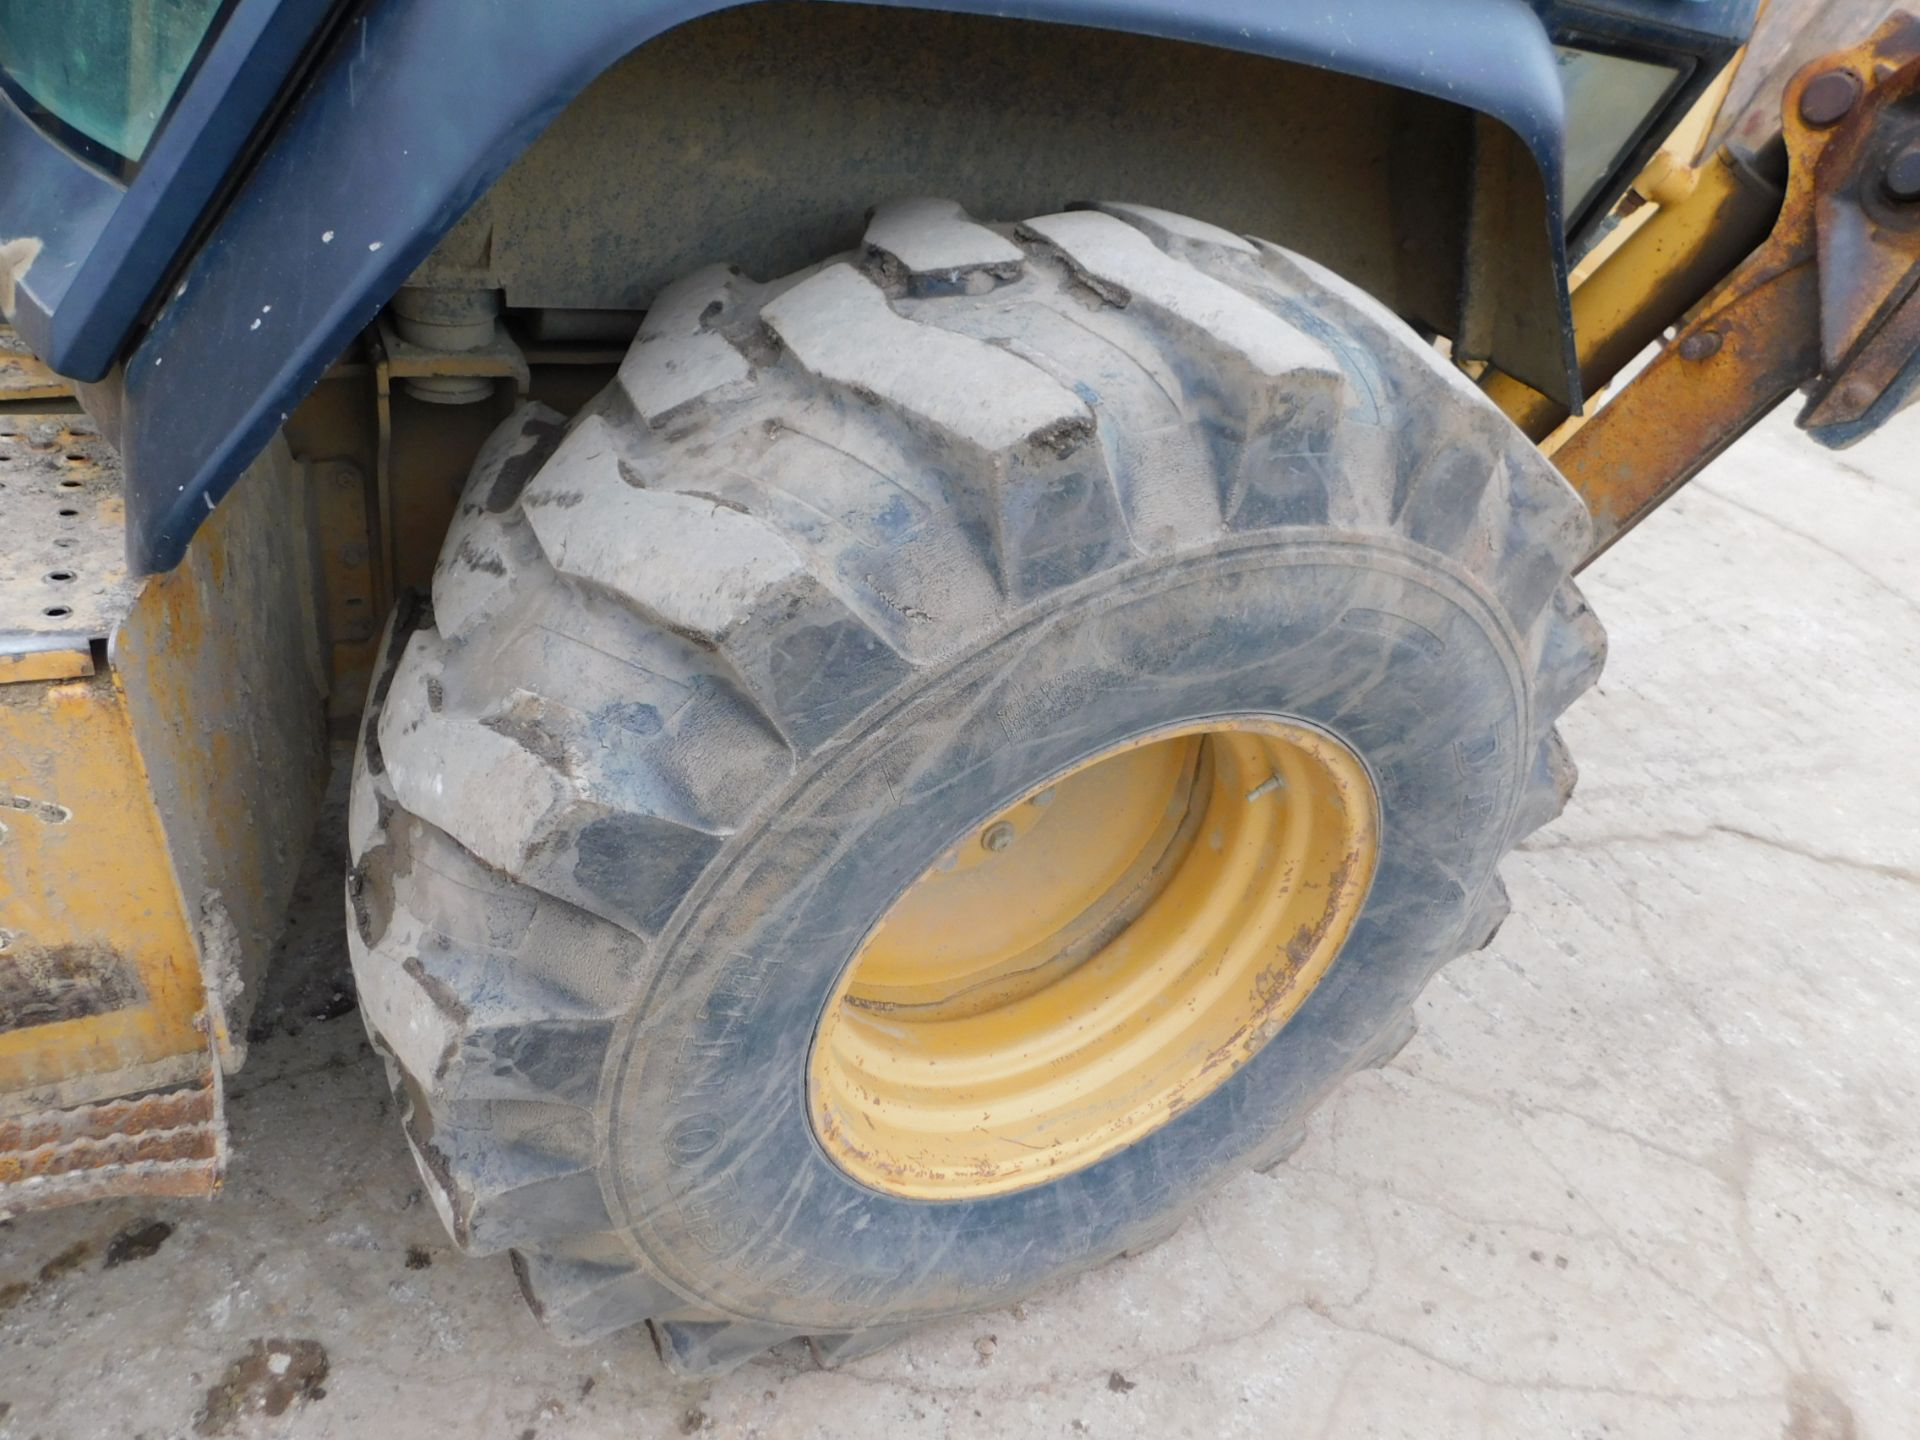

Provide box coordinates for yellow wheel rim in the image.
[808,717,1380,1200]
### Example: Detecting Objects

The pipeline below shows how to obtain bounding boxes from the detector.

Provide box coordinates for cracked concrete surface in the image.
[0,402,1915,1438]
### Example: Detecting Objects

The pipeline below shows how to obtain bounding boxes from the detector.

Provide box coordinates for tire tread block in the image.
[523,414,914,750]
[1019,209,1343,527]
[863,197,1025,291]
[619,263,757,428]
[513,1243,703,1344]
[763,262,1092,457]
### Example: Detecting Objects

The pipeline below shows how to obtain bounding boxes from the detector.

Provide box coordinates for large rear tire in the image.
[347,199,1604,1374]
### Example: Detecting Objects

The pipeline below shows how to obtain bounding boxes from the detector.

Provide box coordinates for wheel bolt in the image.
[980,821,1017,853]
[1885,140,1920,202]
[1800,69,1860,128]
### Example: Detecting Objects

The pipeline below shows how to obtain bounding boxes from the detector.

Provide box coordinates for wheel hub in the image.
[808,718,1380,1199]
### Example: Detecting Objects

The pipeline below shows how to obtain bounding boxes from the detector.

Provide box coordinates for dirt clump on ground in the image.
[194,1338,330,1435]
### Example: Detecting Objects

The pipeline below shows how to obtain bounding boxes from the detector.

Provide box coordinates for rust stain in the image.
[1556,18,1920,561]
[0,1082,215,1153]
[0,1077,221,1213]
[0,943,145,1031]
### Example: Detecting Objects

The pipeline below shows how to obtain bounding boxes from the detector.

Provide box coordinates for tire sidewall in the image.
[607,531,1530,1330]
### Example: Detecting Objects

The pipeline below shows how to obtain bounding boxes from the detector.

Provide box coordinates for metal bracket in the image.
[1555,13,1920,565]
[367,316,528,606]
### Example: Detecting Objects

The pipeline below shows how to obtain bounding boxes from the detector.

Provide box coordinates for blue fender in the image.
[30,0,1718,571]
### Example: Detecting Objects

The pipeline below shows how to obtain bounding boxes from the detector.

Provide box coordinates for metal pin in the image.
[1246,774,1285,802]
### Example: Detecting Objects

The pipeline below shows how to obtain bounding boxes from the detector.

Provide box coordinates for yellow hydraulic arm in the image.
[1507,16,1920,562]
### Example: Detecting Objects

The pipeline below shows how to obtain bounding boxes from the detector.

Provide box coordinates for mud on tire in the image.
[346,198,1605,1374]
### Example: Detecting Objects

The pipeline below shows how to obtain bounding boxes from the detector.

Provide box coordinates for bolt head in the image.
[1678,330,1723,362]
[1885,141,1920,202]
[1800,69,1861,128]
[980,821,1017,853]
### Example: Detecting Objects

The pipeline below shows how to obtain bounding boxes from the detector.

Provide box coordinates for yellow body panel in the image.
[108,445,330,1070]
[0,673,208,1100]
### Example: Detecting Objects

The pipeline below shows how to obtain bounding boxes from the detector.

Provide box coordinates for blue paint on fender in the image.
[0,0,1752,571]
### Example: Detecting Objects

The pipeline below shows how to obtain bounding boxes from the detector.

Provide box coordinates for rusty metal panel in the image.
[1710,0,1911,159]
[0,1074,223,1214]
[1562,254,1821,555]
[0,415,209,1119]
[0,647,93,684]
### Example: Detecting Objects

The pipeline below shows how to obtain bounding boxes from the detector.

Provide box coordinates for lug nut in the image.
[1800,69,1860,128]
[1885,140,1920,202]
[980,821,1017,853]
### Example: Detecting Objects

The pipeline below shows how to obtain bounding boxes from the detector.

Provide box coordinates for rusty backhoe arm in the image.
[1553,15,1920,563]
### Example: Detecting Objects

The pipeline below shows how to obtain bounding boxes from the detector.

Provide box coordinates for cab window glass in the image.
[1557,46,1681,222]
[0,0,228,164]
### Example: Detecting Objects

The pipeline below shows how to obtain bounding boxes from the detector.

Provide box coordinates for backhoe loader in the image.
[2,0,1916,1373]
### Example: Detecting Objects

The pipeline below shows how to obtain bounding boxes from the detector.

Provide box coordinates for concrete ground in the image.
[1,402,1916,1440]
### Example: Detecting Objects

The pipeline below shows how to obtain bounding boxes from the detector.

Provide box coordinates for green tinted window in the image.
[0,0,227,163]
[1556,46,1681,222]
